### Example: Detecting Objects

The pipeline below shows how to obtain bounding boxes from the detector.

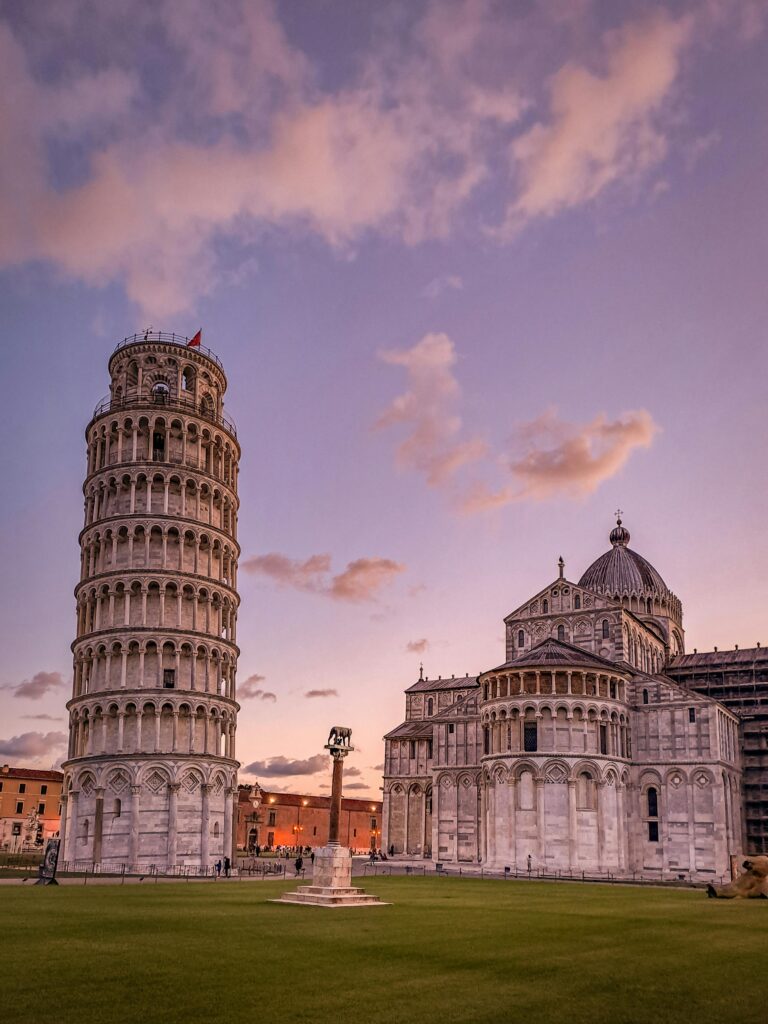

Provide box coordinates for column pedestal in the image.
[273,845,388,907]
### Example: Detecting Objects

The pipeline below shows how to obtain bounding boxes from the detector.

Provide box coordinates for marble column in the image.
[93,787,105,865]
[167,784,180,868]
[200,783,211,869]
[129,785,141,870]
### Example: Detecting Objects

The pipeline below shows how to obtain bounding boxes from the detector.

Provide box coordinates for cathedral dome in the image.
[579,517,670,603]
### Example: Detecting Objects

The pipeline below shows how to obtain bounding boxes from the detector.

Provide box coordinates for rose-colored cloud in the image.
[377,334,658,511]
[242,754,327,777]
[463,408,659,512]
[406,639,430,654]
[12,671,66,700]
[375,333,486,485]
[238,674,277,702]
[304,689,338,699]
[0,731,67,759]
[502,12,693,231]
[242,552,404,603]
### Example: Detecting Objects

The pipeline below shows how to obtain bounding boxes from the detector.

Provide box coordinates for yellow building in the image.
[0,765,63,851]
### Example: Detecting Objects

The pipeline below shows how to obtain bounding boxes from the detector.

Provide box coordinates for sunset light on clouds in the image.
[1,0,767,799]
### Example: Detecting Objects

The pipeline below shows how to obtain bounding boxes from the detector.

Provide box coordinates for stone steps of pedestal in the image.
[271,886,387,907]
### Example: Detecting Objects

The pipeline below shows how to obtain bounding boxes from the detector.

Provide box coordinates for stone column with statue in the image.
[272,726,387,907]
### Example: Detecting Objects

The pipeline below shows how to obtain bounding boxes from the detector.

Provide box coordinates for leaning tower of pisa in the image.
[60,332,241,872]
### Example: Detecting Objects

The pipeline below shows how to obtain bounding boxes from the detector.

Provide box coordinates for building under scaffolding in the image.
[668,647,768,855]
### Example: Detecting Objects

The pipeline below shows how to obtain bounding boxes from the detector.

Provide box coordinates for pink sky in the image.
[1,1,767,799]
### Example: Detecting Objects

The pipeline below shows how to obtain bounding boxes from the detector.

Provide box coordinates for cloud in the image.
[20,714,64,722]
[242,754,327,777]
[377,331,658,512]
[13,671,66,700]
[375,333,486,486]
[243,552,404,603]
[371,764,385,772]
[238,674,277,702]
[422,273,463,300]
[345,783,374,791]
[0,732,68,759]
[462,408,659,512]
[502,11,693,231]
[304,689,338,699]
[406,639,430,654]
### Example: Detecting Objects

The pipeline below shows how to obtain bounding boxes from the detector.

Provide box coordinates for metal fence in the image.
[359,862,729,888]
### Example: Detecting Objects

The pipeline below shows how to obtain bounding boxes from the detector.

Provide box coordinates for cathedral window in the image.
[647,787,658,818]
[163,669,176,688]
[576,773,595,809]
[113,799,121,817]
[427,698,434,716]
[409,740,416,759]
[557,625,565,642]
[599,724,608,755]
[427,739,433,759]
[523,722,538,753]
[602,619,610,639]
[648,821,659,842]
[574,595,581,610]
[688,707,696,723]
[642,689,649,705]
[483,727,490,755]
[152,431,165,460]
[268,811,276,826]
[543,600,549,613]
[518,630,524,648]
[610,681,617,699]
[448,724,454,735]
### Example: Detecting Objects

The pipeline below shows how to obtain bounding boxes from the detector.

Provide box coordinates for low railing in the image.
[112,332,224,371]
[91,391,237,437]
[360,862,730,887]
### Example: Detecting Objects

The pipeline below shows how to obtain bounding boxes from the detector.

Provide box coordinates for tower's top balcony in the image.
[109,331,225,372]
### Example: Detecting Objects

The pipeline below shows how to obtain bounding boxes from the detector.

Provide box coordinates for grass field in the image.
[2,876,766,1024]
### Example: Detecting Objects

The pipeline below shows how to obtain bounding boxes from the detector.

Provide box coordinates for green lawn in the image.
[2,877,766,1024]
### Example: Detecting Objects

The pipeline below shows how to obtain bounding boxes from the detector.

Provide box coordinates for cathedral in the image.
[382,519,744,881]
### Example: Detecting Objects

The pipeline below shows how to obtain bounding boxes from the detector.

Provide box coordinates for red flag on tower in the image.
[187,329,202,348]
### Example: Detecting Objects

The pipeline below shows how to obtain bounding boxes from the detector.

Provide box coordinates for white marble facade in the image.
[383,521,743,882]
[61,334,240,870]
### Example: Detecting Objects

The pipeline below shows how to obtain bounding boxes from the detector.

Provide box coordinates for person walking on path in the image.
[215,859,222,878]
[294,855,303,877]
[223,856,231,878]
[527,854,533,876]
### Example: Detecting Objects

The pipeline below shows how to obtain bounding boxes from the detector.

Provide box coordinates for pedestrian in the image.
[389,844,395,858]
[215,859,222,877]
[255,843,260,858]
[310,851,315,865]
[369,849,376,865]
[527,853,532,876]
[295,855,303,877]
[224,855,231,878]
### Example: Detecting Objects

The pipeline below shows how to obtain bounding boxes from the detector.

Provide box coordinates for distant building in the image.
[383,518,745,880]
[0,765,63,851]
[236,784,382,852]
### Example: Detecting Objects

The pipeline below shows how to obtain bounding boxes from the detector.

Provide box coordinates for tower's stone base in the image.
[271,845,388,908]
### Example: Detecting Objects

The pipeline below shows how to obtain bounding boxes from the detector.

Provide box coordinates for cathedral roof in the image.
[486,637,620,674]
[578,517,671,601]
[384,720,435,740]
[405,674,479,693]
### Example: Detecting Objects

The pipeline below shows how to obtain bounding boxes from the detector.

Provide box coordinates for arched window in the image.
[483,726,490,755]
[483,683,489,701]
[602,619,610,639]
[646,598,653,614]
[574,595,581,610]
[523,719,538,752]
[518,630,525,648]
[152,381,170,403]
[113,799,121,818]
[647,787,658,818]
[577,772,595,809]
[557,625,565,642]
[543,599,549,614]
[642,688,649,705]
[427,698,434,716]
